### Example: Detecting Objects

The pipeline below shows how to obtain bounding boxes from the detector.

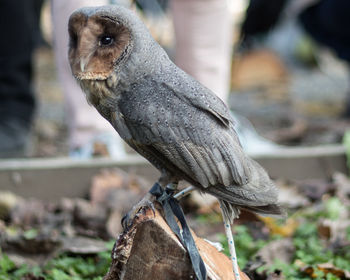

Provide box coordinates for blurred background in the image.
[6,0,350,157]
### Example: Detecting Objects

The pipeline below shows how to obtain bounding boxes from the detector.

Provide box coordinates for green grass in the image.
[217,222,350,279]
[217,198,350,279]
[0,241,114,280]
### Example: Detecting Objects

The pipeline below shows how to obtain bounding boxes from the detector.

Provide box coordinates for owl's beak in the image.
[79,52,93,73]
[80,58,88,72]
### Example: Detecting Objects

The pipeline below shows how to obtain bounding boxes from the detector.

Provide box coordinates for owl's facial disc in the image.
[68,13,131,80]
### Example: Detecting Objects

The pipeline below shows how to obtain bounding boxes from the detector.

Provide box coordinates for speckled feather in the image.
[69,5,283,221]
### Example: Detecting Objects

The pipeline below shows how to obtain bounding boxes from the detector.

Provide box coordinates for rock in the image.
[1,228,61,255]
[107,210,123,238]
[90,169,150,237]
[90,169,125,205]
[245,238,295,279]
[0,191,20,220]
[90,169,147,211]
[61,236,108,254]
[73,198,109,239]
[11,198,47,228]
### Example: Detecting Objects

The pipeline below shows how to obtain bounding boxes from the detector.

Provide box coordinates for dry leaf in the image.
[302,263,350,279]
[259,217,299,237]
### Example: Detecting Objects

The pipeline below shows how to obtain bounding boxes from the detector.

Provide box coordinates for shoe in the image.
[230,111,283,156]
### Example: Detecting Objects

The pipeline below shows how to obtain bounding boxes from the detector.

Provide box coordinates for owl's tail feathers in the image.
[243,203,286,218]
[219,199,286,224]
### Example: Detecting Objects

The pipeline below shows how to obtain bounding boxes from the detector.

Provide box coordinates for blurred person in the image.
[0,0,42,157]
[0,0,274,159]
[240,0,350,116]
[51,0,127,158]
[298,0,350,115]
[171,0,233,101]
[171,0,279,154]
[54,0,275,158]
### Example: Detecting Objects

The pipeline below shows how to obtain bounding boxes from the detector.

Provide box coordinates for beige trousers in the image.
[171,0,233,102]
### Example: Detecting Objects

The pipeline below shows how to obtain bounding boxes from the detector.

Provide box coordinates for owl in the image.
[68,5,283,226]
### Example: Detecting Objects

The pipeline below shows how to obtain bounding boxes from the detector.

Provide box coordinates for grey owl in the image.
[68,5,283,225]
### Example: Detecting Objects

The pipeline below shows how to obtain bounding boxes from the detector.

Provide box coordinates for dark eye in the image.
[100,35,114,46]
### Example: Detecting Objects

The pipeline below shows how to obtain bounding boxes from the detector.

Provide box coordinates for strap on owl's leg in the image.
[149,182,207,280]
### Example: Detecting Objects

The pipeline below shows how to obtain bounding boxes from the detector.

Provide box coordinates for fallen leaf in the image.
[318,218,350,244]
[259,217,299,237]
[302,263,350,279]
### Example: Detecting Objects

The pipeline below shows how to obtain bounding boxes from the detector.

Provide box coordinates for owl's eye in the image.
[99,35,114,46]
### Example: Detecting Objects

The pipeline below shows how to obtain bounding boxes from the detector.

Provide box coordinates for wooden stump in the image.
[103,206,250,280]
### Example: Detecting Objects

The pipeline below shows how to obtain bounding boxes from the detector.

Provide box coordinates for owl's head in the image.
[68,6,134,81]
[68,6,169,106]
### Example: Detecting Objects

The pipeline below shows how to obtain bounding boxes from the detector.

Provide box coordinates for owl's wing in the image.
[117,74,279,208]
[119,74,252,187]
[119,71,279,214]
[164,71,233,129]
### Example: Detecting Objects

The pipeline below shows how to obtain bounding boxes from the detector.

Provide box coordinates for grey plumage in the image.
[68,5,283,222]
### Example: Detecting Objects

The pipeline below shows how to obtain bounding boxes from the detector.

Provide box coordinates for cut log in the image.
[103,206,250,280]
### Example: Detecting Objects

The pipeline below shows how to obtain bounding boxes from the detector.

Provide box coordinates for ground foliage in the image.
[1,171,350,279]
[0,241,113,280]
[220,174,350,279]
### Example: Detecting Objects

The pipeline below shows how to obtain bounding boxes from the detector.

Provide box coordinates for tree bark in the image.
[103,205,250,280]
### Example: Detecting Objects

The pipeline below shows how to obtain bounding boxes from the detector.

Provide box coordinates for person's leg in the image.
[171,0,233,102]
[0,0,36,157]
[51,0,126,158]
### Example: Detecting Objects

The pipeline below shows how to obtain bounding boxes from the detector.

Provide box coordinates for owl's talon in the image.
[121,195,156,231]
[121,213,131,231]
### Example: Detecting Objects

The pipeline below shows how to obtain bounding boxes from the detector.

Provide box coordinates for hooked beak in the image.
[80,57,89,72]
[78,50,94,73]
[80,60,85,72]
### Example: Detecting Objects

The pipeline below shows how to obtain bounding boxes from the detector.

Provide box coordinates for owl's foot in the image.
[121,193,156,231]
